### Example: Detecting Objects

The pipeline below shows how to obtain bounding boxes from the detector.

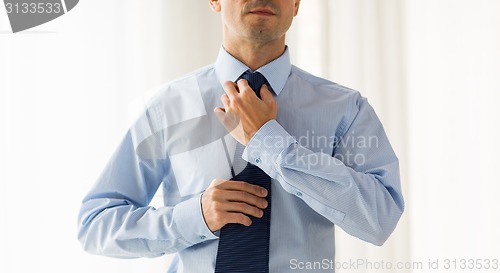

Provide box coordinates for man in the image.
[78,0,404,272]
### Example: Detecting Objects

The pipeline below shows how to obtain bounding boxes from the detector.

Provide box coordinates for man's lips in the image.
[249,8,275,16]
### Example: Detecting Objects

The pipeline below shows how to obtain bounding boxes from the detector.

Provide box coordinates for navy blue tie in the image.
[215,72,271,273]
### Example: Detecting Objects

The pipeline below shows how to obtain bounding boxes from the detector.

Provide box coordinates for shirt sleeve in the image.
[242,95,404,246]
[77,109,217,258]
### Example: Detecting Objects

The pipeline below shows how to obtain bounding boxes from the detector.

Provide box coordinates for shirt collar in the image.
[215,46,292,96]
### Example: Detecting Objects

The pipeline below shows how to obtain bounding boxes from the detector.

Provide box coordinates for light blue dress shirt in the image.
[78,46,404,273]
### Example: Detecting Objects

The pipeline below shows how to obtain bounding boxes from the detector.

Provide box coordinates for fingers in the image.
[236,79,252,95]
[225,79,271,105]
[225,212,252,227]
[201,179,269,231]
[221,180,268,198]
[220,93,230,110]
[223,81,239,99]
[218,79,278,145]
[222,189,268,210]
[237,81,276,106]
[214,98,240,133]
[224,201,264,219]
[260,84,274,104]
[260,84,278,119]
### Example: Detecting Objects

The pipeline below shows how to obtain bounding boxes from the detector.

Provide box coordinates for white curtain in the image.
[289,1,500,272]
[404,0,500,268]
[1,1,499,273]
[288,1,409,272]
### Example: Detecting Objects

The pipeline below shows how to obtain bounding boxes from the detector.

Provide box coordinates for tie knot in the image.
[240,71,267,98]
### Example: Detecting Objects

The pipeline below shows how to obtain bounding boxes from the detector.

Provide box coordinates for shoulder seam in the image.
[290,66,359,96]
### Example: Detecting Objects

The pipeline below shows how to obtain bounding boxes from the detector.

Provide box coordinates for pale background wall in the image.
[1,1,499,272]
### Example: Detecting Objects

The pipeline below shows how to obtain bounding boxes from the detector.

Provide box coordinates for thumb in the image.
[260,84,274,104]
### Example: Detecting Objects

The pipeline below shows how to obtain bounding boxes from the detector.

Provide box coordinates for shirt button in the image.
[200,235,206,240]
[255,158,261,164]
[296,192,303,197]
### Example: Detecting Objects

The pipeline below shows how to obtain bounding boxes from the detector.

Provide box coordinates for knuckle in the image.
[237,180,249,186]
[237,214,247,223]
[235,191,249,202]
[250,184,262,193]
[239,203,250,213]
[212,201,222,211]
[235,181,247,188]
[211,178,222,186]
[258,197,267,208]
[245,205,259,216]
[242,89,252,97]
[214,211,224,223]
[202,189,213,200]
[211,189,222,199]
[237,182,250,191]
[254,207,263,217]
[232,97,240,106]
[218,180,231,188]
[253,196,264,207]
[237,79,247,86]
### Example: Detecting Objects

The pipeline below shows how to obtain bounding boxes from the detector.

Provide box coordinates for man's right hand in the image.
[201,178,269,232]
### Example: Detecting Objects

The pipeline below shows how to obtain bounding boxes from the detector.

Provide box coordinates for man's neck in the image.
[223,36,286,71]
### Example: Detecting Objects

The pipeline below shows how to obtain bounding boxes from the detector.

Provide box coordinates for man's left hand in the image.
[214,79,278,145]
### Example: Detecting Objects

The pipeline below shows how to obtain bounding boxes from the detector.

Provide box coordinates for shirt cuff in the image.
[242,120,297,176]
[172,193,219,245]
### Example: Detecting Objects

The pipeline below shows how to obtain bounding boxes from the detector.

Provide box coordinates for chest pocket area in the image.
[168,138,232,197]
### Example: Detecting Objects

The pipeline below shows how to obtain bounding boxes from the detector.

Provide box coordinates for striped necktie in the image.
[215,71,272,273]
